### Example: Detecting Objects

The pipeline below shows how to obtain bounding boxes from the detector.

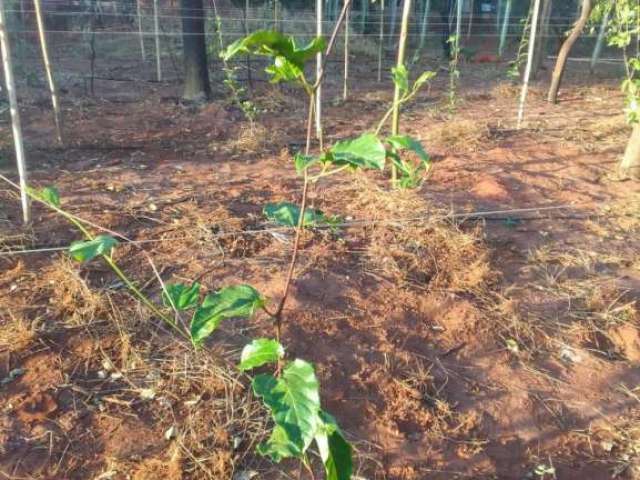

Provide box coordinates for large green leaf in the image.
[256,424,303,462]
[263,202,328,227]
[253,359,321,457]
[238,338,284,371]
[162,282,200,310]
[315,411,353,480]
[222,30,325,83]
[386,135,430,163]
[327,133,386,170]
[190,285,264,345]
[69,235,118,262]
[293,152,320,175]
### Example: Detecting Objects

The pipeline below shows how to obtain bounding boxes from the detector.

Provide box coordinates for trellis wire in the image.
[0,204,582,257]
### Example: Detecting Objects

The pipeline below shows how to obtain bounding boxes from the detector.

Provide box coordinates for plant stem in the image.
[0,175,190,342]
[272,0,353,338]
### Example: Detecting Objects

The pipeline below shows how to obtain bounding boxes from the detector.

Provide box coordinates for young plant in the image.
[17,183,265,349]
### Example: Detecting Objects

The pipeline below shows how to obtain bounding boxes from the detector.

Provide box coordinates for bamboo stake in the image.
[360,0,367,33]
[411,0,430,64]
[496,0,502,36]
[0,0,29,223]
[153,0,162,81]
[377,0,384,81]
[315,0,323,146]
[517,0,542,129]
[33,0,63,144]
[466,0,473,39]
[136,0,145,62]
[343,0,349,100]
[388,0,397,46]
[498,0,511,58]
[590,7,610,73]
[390,0,411,185]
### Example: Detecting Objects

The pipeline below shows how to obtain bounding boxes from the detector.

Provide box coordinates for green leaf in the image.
[263,202,328,227]
[293,152,319,175]
[413,70,437,92]
[38,186,60,208]
[328,133,386,170]
[257,424,303,462]
[391,64,409,95]
[238,338,284,371]
[315,411,353,480]
[222,30,325,84]
[386,135,430,163]
[69,235,118,262]
[253,359,321,456]
[190,285,264,345]
[162,282,200,310]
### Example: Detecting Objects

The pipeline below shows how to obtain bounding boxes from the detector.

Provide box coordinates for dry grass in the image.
[426,118,490,152]
[346,176,493,292]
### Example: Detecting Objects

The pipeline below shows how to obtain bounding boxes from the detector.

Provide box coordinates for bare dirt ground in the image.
[1,38,640,479]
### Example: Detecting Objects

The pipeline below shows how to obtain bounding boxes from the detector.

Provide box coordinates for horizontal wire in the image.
[0,204,581,257]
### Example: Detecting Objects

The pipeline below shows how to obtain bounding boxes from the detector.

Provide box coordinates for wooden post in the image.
[315,0,323,146]
[590,7,610,73]
[343,0,349,100]
[412,0,430,64]
[136,0,146,62]
[517,0,542,128]
[388,0,397,46]
[0,0,29,223]
[498,0,511,58]
[33,0,63,144]
[153,0,162,81]
[377,0,384,81]
[390,0,411,184]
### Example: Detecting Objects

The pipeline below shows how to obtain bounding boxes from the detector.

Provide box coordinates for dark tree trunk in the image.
[181,0,210,102]
[547,0,592,104]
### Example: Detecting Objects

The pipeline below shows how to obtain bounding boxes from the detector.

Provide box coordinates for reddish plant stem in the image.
[273,0,353,342]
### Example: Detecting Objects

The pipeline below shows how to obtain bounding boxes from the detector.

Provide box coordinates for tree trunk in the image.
[181,0,210,101]
[531,0,551,79]
[547,0,592,104]
[620,123,640,179]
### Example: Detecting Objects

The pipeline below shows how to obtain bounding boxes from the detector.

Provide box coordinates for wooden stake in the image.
[390,0,411,184]
[33,0,63,144]
[343,0,349,100]
[153,0,162,81]
[498,0,511,58]
[136,0,146,62]
[591,7,610,73]
[315,0,323,146]
[517,0,541,128]
[0,0,29,223]
[377,0,384,81]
